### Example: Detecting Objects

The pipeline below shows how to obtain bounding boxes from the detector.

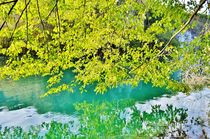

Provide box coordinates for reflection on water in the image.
[135,88,210,138]
[0,106,79,130]
[0,70,169,114]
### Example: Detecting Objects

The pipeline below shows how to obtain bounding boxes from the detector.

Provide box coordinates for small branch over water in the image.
[159,0,207,56]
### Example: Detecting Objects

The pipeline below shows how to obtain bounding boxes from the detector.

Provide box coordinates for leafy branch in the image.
[130,0,207,74]
[158,0,207,55]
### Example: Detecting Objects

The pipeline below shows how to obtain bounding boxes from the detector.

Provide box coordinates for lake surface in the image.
[0,70,169,114]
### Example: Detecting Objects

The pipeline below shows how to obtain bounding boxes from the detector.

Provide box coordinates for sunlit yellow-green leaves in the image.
[0,0,209,95]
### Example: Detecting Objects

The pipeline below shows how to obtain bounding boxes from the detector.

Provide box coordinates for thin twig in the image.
[36,0,45,30]
[25,0,29,44]
[9,0,31,42]
[45,3,57,21]
[0,0,18,31]
[0,0,16,6]
[55,0,61,46]
[83,0,86,37]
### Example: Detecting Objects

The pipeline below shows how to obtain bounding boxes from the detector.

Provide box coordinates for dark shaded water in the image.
[0,70,169,114]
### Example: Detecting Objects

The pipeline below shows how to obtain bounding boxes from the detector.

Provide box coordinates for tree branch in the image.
[0,0,16,6]
[45,3,57,21]
[0,0,18,31]
[9,0,31,42]
[25,0,29,44]
[158,0,207,56]
[36,0,45,30]
[130,0,207,74]
[55,0,61,46]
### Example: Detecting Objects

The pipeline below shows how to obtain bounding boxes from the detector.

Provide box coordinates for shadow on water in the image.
[0,70,170,114]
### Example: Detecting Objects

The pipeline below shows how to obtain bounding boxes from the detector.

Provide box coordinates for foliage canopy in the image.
[0,0,209,95]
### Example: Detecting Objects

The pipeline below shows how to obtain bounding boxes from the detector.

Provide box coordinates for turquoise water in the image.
[0,70,169,114]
